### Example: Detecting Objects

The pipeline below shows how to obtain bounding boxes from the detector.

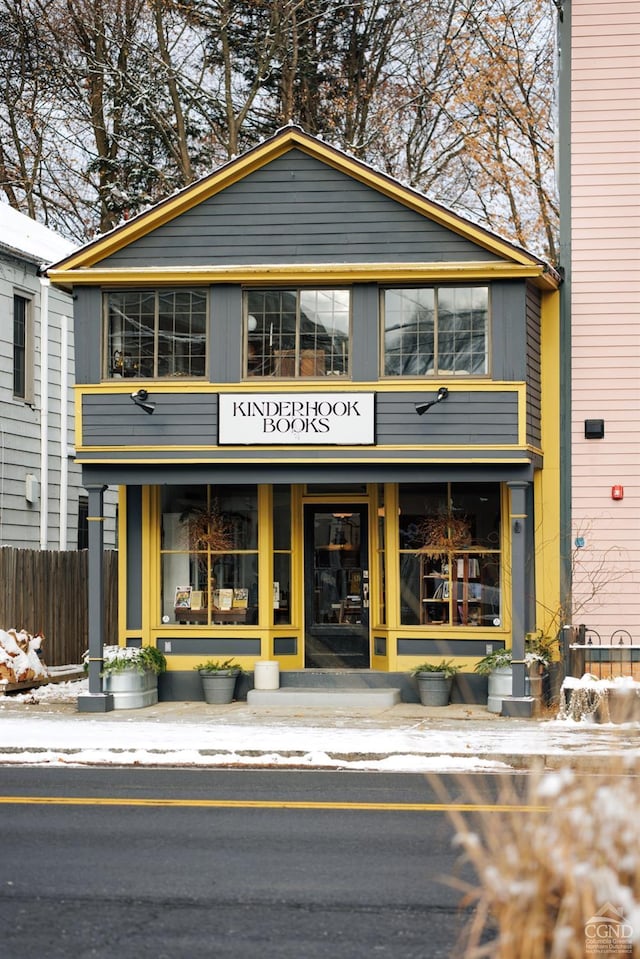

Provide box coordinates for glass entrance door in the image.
[303,504,370,668]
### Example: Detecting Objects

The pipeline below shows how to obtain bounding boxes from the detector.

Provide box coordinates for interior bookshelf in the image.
[420,554,483,626]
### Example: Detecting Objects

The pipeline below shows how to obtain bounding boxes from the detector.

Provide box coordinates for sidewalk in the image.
[0,680,638,772]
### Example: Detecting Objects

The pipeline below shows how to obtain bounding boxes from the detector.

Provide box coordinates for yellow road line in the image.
[0,796,548,812]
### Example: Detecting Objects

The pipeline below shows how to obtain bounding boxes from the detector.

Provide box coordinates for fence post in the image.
[77,485,114,712]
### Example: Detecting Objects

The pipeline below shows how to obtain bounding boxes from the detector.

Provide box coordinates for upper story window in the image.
[13,293,33,402]
[383,286,489,377]
[106,289,207,378]
[245,289,350,378]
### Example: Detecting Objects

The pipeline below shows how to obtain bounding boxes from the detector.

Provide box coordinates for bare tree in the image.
[0,0,559,258]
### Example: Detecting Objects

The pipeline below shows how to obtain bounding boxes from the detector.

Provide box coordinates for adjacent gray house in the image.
[0,203,117,549]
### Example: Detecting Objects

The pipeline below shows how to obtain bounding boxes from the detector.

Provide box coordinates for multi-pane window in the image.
[13,294,31,400]
[161,485,258,626]
[383,286,489,376]
[245,289,350,378]
[106,290,207,378]
[398,483,501,628]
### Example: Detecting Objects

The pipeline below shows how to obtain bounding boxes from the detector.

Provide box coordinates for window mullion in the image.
[295,290,301,377]
[434,288,439,374]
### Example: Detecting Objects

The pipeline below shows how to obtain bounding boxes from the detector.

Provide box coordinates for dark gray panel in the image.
[82,392,218,445]
[98,152,501,268]
[126,487,143,630]
[525,283,542,446]
[157,637,261,655]
[397,638,505,656]
[74,288,102,384]
[211,285,242,383]
[373,636,387,656]
[273,636,298,656]
[351,284,379,381]
[376,390,519,444]
[82,461,535,488]
[491,282,527,380]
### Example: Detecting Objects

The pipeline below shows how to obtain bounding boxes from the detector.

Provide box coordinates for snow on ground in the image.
[0,677,638,772]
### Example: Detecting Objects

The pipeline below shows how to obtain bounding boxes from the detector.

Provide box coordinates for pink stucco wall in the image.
[571,1,640,638]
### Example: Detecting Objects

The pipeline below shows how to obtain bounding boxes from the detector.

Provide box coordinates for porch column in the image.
[77,483,114,713]
[503,480,532,716]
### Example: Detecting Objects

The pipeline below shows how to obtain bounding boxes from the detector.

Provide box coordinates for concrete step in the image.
[247,686,402,707]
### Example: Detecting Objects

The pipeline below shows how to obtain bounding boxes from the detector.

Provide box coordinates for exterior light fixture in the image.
[130,388,155,414]
[415,387,449,416]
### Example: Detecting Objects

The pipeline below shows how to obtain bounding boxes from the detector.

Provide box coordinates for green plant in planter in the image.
[195,659,243,704]
[194,658,243,674]
[473,648,513,676]
[411,659,460,678]
[83,645,167,676]
[411,660,460,707]
[474,639,553,676]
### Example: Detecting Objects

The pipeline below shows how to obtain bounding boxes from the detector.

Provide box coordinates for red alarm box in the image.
[611,485,624,500]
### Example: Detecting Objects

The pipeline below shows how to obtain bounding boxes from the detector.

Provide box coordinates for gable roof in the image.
[47,126,560,290]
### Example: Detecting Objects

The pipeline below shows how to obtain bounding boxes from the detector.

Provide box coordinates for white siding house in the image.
[0,203,117,549]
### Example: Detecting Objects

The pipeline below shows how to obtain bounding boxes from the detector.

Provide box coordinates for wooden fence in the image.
[0,547,118,666]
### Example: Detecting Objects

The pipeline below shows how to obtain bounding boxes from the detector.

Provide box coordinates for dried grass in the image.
[435,756,640,958]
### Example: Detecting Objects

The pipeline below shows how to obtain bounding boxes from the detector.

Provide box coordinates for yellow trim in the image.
[0,796,548,813]
[535,290,562,642]
[118,488,127,646]
[74,388,83,451]
[75,379,522,395]
[290,485,304,665]
[384,484,401,669]
[75,444,526,453]
[257,485,272,658]
[49,261,554,288]
[144,487,161,643]
[48,128,558,286]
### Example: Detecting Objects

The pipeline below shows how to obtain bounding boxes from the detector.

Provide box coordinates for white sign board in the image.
[218,393,375,445]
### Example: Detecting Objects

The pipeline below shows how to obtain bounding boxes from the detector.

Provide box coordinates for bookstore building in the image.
[48,127,562,704]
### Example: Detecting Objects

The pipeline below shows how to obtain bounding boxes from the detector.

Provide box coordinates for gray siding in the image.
[81,389,518,449]
[491,282,527,380]
[376,390,519,444]
[98,151,501,268]
[210,285,242,383]
[351,284,379,381]
[74,288,102,385]
[525,283,542,446]
[0,254,117,548]
[82,392,217,445]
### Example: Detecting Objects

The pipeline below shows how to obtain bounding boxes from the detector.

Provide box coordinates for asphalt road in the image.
[0,767,508,959]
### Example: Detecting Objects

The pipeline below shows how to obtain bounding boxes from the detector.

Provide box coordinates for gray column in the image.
[77,483,114,712]
[506,481,529,704]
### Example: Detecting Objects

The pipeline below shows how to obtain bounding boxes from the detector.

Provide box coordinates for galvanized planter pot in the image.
[487,666,513,713]
[103,668,158,709]
[416,672,453,707]
[199,669,240,705]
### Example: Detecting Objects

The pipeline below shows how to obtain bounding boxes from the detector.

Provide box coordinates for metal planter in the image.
[103,668,158,709]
